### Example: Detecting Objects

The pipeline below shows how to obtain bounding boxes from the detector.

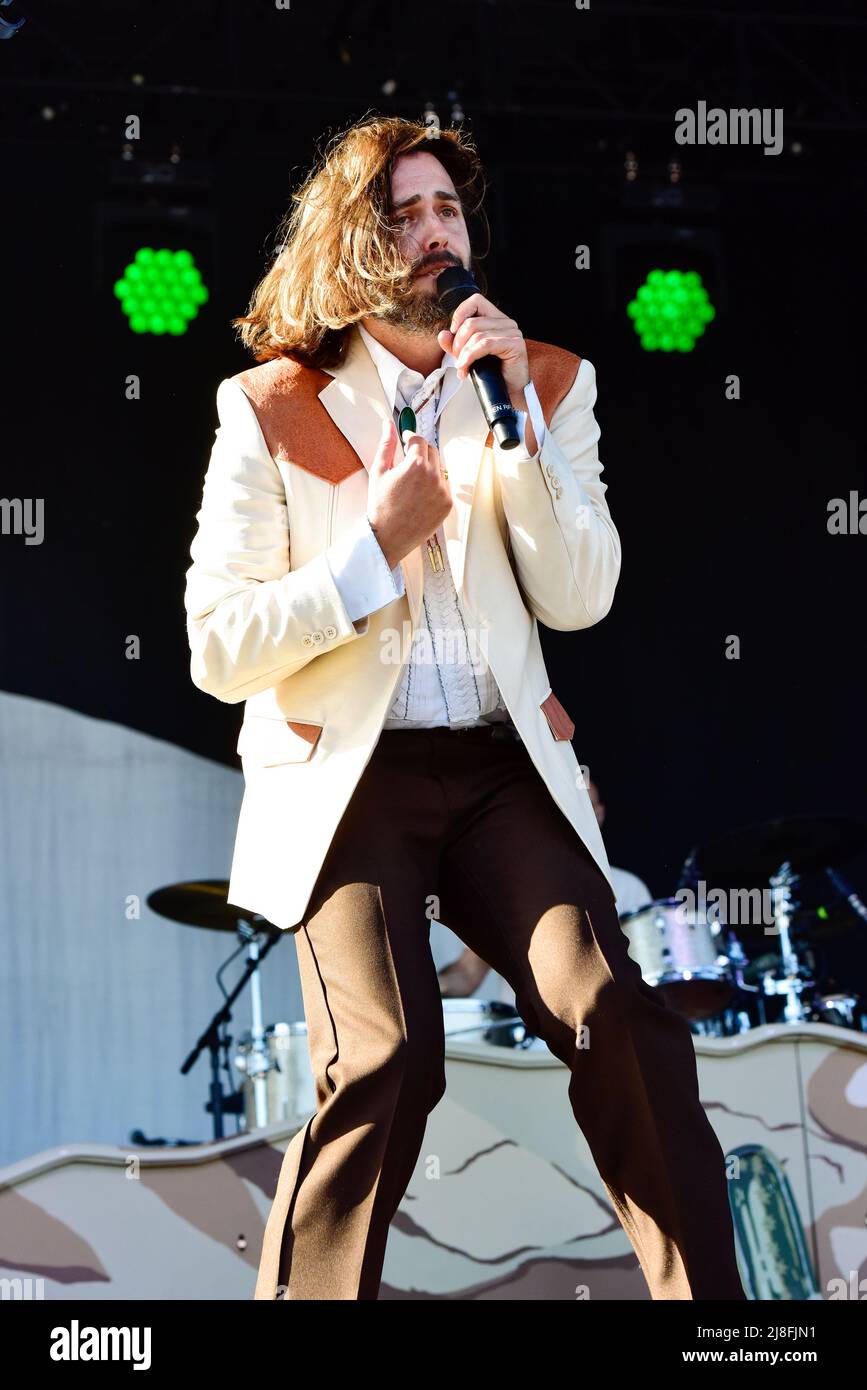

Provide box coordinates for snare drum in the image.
[234,1021,316,1131]
[619,898,734,1021]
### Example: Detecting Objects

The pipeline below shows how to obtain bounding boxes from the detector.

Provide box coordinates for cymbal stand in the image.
[240,922,271,1130]
[761,863,813,1024]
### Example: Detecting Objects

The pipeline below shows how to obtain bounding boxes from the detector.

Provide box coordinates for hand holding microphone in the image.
[435,265,527,450]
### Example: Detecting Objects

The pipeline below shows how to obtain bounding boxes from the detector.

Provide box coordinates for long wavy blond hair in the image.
[232,113,490,368]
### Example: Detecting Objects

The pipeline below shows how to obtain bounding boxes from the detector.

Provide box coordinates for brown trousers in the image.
[254,725,746,1301]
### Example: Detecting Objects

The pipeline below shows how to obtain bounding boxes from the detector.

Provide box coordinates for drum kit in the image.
[147,814,866,1134]
[619,815,867,1039]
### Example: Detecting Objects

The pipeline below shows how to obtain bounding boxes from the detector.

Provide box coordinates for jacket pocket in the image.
[236,715,323,766]
[540,691,575,742]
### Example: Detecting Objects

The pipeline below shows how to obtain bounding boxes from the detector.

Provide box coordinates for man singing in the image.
[184,114,745,1301]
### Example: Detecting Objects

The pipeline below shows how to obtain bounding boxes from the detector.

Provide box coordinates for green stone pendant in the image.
[398,406,417,440]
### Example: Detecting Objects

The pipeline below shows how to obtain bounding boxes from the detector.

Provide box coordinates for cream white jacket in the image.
[184,326,621,930]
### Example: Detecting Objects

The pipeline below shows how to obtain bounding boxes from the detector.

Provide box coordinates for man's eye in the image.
[393,207,458,225]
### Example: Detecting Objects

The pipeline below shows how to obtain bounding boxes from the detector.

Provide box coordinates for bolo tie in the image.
[398,392,449,573]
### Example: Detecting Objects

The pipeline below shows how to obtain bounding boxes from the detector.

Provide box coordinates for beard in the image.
[376,278,453,334]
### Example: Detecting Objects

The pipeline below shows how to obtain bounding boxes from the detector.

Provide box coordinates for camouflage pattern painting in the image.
[0,1022,863,1300]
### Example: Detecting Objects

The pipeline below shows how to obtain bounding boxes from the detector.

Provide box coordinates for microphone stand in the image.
[180,922,283,1141]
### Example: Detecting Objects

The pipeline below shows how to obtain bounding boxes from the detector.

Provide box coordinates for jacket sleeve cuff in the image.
[325,514,406,623]
[493,380,547,459]
[524,381,548,454]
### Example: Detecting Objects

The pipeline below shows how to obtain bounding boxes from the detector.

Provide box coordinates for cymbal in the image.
[146,880,269,933]
[688,815,866,890]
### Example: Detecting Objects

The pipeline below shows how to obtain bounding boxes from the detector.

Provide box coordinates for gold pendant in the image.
[426,537,444,572]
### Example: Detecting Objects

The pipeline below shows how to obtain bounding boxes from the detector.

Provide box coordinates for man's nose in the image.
[418,211,448,251]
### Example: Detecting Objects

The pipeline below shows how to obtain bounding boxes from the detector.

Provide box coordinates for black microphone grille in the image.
[436,264,478,310]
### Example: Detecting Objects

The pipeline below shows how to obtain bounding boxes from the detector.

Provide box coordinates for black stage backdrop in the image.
[2,1,865,978]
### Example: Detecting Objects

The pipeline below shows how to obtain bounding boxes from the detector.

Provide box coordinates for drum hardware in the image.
[442,999,536,1048]
[690,1006,753,1039]
[808,991,867,1031]
[757,865,814,1025]
[146,879,285,1140]
[686,932,759,1036]
[724,931,761,996]
[234,1022,317,1131]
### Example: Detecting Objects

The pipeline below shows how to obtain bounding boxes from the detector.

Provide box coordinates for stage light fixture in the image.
[626,268,716,352]
[113,246,209,336]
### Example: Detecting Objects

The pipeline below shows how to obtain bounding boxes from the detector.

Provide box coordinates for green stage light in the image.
[113,247,209,335]
[626,268,716,352]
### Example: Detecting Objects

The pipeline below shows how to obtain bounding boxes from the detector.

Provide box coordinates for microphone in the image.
[436,265,522,450]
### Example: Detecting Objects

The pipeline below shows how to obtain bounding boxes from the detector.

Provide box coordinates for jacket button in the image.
[324,625,338,639]
[311,630,325,644]
[546,463,557,476]
[301,633,314,647]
